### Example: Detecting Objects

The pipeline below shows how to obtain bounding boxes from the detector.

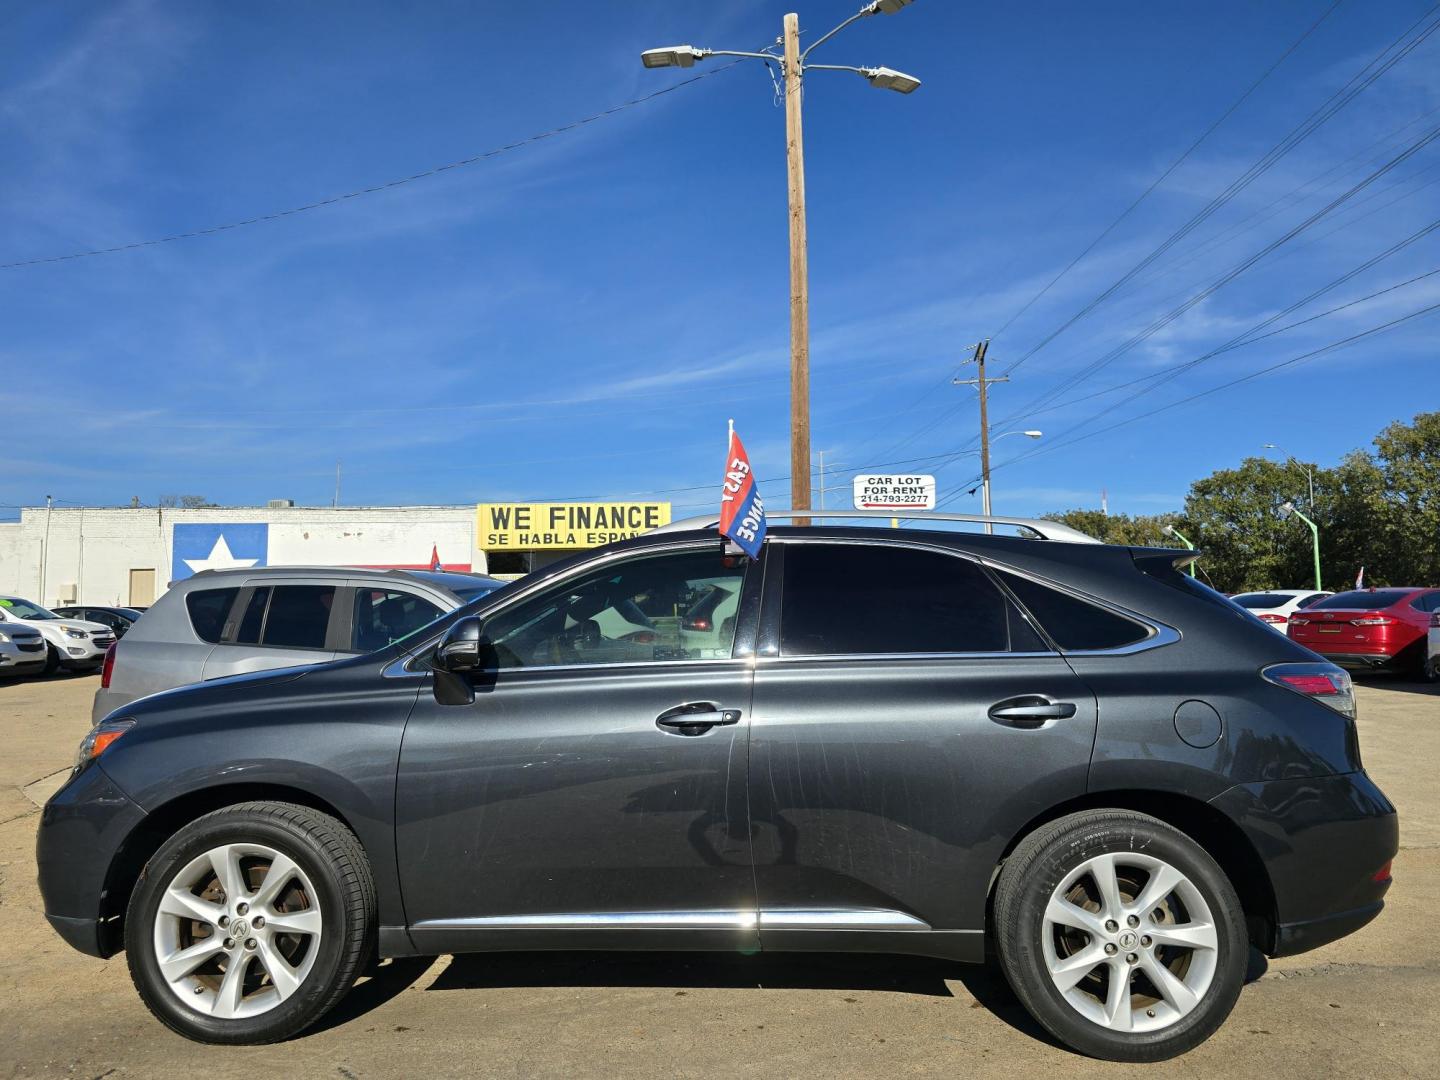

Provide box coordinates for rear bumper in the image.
[1209,771,1396,958]
[36,762,149,959]
[91,686,138,724]
[1313,650,1403,669]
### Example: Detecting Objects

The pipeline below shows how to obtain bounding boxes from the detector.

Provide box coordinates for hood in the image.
[59,620,112,634]
[112,663,316,724]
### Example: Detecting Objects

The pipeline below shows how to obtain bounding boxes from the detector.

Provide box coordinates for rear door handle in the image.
[656,702,742,736]
[988,695,1077,728]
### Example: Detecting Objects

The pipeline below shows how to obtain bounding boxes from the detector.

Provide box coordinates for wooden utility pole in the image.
[783,12,811,522]
[954,340,1008,532]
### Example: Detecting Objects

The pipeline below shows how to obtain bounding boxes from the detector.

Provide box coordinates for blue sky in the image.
[2,0,1437,522]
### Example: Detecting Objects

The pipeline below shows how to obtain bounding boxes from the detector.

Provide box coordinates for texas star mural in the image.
[170,523,270,582]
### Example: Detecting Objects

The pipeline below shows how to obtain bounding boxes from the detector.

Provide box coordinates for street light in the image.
[1162,523,1197,577]
[1279,499,1323,591]
[1262,443,1316,510]
[642,3,921,517]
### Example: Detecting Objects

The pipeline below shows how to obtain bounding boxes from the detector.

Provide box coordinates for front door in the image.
[748,540,1098,958]
[397,543,762,953]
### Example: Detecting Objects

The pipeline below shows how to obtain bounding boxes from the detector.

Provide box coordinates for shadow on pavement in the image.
[308,956,439,1035]
[1355,674,1438,697]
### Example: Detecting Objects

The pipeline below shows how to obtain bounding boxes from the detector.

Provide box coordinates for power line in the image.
[0,62,744,271]
[999,3,1440,377]
[988,0,1346,343]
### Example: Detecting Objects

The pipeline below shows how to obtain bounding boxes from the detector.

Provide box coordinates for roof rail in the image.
[649,509,1101,544]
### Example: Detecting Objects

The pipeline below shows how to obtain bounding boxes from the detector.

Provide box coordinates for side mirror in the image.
[434,616,485,672]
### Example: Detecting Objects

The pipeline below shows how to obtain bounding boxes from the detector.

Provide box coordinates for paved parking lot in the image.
[1,672,1436,1078]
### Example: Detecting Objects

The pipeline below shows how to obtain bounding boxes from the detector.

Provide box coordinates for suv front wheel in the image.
[994,810,1248,1061]
[125,801,375,1044]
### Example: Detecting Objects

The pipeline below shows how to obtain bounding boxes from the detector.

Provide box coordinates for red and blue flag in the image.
[719,423,766,559]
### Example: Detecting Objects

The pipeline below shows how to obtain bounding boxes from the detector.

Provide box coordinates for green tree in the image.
[1041,509,1177,547]
[1372,411,1440,584]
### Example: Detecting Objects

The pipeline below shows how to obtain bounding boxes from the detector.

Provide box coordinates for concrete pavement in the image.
[1,672,1436,1078]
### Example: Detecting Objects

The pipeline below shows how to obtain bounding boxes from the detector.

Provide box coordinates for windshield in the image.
[1311,590,1411,610]
[1231,593,1294,608]
[0,597,60,620]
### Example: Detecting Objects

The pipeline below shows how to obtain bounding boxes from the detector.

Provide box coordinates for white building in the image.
[0,499,672,609]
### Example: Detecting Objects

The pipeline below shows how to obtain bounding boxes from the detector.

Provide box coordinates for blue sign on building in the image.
[171,523,269,582]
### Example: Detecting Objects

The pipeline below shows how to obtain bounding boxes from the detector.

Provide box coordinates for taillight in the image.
[1258,613,1288,624]
[1263,662,1356,719]
[100,642,117,689]
[1351,616,1394,626]
[1373,859,1393,883]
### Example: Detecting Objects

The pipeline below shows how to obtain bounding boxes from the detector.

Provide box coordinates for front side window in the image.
[481,548,748,668]
[779,543,1043,656]
[186,588,239,644]
[352,589,443,652]
[259,585,336,649]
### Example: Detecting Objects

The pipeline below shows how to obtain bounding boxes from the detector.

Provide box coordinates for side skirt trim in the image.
[411,908,933,933]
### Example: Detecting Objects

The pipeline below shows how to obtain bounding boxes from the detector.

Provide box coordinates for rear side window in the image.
[1312,590,1411,610]
[185,588,238,644]
[233,587,271,644]
[779,544,1045,655]
[260,586,336,649]
[1297,593,1329,608]
[351,589,443,652]
[995,570,1151,651]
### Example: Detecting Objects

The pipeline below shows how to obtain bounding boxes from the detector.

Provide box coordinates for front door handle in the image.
[988,695,1077,728]
[655,702,742,737]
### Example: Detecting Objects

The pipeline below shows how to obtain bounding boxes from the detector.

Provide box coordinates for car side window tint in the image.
[234,587,271,645]
[1409,593,1438,613]
[482,548,748,668]
[186,588,239,645]
[1298,594,1327,608]
[994,570,1151,651]
[259,586,335,650]
[779,544,1035,655]
[352,589,442,652]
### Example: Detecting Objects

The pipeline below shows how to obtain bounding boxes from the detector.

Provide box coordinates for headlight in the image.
[65,629,87,639]
[0,630,9,642]
[74,718,134,773]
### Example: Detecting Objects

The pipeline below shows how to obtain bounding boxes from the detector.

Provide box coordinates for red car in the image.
[1288,587,1440,675]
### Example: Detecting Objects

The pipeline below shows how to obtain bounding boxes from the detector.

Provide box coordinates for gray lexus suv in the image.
[40,513,1395,1061]
[92,566,504,721]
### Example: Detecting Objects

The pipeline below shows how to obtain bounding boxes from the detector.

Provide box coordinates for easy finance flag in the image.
[719,423,766,559]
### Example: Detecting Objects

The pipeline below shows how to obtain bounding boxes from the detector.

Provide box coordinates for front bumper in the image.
[0,644,46,675]
[1210,771,1396,958]
[36,762,148,958]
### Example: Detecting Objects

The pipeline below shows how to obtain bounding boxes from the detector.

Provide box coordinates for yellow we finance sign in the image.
[477,502,672,550]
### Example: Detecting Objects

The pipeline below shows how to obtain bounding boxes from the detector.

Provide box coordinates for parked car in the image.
[1287,587,1440,675]
[1426,610,1439,682]
[0,619,48,678]
[0,596,115,674]
[52,605,146,638]
[41,514,1395,1061]
[91,567,505,722]
[1228,590,1331,631]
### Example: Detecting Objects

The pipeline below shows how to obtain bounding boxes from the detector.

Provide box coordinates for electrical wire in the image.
[988,0,1347,343]
[0,62,745,271]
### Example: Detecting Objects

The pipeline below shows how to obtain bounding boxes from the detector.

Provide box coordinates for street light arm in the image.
[707,49,783,60]
[801,10,870,59]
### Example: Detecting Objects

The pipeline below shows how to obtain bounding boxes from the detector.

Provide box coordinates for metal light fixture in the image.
[869,0,916,12]
[640,45,710,68]
[1279,500,1296,520]
[860,66,922,93]
[1022,430,1043,438]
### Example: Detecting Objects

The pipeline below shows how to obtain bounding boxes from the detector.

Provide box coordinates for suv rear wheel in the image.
[994,810,1247,1061]
[125,801,374,1044]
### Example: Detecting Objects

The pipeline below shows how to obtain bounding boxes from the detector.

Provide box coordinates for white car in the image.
[1229,589,1332,632]
[1427,611,1439,682]
[0,619,48,678]
[0,596,116,675]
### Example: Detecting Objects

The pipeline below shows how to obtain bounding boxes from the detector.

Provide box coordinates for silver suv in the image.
[92,567,504,722]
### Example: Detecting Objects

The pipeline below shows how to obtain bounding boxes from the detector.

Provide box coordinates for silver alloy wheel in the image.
[152,842,323,1019]
[1042,851,1218,1033]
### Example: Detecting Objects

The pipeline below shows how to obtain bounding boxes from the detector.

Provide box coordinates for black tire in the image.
[125,801,375,1044]
[42,643,59,675]
[994,810,1247,1062]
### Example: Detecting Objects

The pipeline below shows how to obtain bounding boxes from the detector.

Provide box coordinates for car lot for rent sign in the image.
[852,474,937,511]
[477,502,671,550]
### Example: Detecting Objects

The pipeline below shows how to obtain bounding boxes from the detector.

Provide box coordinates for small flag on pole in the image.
[1355,566,1364,589]
[719,420,766,559]
[430,544,442,572]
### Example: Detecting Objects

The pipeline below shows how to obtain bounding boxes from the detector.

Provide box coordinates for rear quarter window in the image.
[185,588,239,644]
[994,569,1151,651]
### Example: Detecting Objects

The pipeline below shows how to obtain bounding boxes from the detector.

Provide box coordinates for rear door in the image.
[747,539,1098,950]
[200,581,344,680]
